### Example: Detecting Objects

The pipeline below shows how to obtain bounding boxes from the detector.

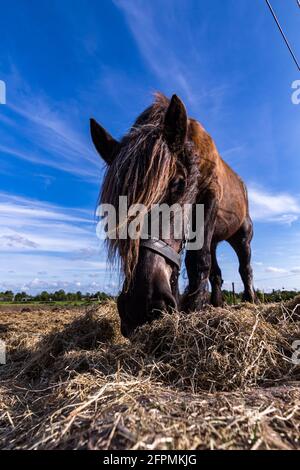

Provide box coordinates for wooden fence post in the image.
[232,282,236,305]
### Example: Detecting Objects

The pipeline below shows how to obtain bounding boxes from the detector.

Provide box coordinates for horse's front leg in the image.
[181,196,218,312]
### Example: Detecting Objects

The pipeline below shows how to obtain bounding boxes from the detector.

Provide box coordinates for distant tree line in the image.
[0,290,112,303]
[223,289,300,305]
[0,288,299,304]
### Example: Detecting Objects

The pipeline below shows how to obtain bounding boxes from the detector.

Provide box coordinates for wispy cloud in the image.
[0,234,39,249]
[113,0,228,113]
[0,70,102,181]
[114,0,193,97]
[0,192,97,254]
[0,192,90,224]
[0,192,116,293]
[265,266,287,274]
[248,186,300,224]
[290,267,300,274]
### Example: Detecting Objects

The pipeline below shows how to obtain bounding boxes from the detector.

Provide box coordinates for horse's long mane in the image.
[100,93,178,283]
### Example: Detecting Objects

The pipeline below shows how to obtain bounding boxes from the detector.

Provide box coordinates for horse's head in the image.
[91,93,199,337]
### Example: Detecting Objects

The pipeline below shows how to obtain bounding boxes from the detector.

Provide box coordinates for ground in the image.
[0,300,299,450]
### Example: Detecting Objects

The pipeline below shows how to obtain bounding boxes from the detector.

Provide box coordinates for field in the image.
[0,299,299,450]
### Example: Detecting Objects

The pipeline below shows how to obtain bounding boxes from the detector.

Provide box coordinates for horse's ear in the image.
[90,118,119,165]
[164,94,188,152]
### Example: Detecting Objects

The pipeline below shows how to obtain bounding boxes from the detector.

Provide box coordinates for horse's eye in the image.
[171,177,185,193]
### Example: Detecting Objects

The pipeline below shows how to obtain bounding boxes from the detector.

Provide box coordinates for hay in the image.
[0,299,299,449]
[263,294,300,324]
[132,306,297,391]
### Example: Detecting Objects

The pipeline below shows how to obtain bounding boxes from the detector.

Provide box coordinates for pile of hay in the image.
[0,299,299,449]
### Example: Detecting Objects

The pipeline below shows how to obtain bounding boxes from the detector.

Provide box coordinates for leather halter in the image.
[139,237,183,270]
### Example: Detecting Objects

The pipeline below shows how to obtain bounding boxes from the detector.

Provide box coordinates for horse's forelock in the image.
[100,93,178,284]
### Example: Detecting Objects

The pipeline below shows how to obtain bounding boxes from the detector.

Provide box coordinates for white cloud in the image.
[113,0,227,113]
[291,267,300,274]
[0,275,118,295]
[114,0,191,93]
[0,192,98,255]
[0,252,116,294]
[0,234,39,249]
[0,69,102,181]
[0,192,90,224]
[248,186,300,224]
[0,192,118,293]
[265,267,288,273]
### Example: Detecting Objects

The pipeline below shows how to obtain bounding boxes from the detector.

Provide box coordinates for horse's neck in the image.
[196,129,222,197]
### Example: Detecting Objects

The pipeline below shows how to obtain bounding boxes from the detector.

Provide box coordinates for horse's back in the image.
[188,118,250,243]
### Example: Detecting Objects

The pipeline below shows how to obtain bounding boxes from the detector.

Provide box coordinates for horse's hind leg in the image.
[228,217,256,303]
[209,242,224,307]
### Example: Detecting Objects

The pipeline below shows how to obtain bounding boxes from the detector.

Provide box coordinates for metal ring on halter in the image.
[139,237,183,270]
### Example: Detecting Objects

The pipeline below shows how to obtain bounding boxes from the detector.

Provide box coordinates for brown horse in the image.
[90,93,256,337]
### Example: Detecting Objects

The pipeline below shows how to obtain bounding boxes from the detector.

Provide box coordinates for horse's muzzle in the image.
[117,287,177,338]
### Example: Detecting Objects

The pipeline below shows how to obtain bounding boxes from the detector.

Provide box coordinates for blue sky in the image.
[0,0,300,294]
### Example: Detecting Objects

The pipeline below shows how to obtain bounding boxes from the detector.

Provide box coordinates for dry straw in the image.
[0,299,299,449]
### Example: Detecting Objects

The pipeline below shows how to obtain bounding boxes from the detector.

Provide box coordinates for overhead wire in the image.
[265,0,300,72]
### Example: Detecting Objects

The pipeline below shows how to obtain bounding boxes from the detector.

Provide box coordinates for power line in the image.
[254,272,300,282]
[265,0,300,72]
